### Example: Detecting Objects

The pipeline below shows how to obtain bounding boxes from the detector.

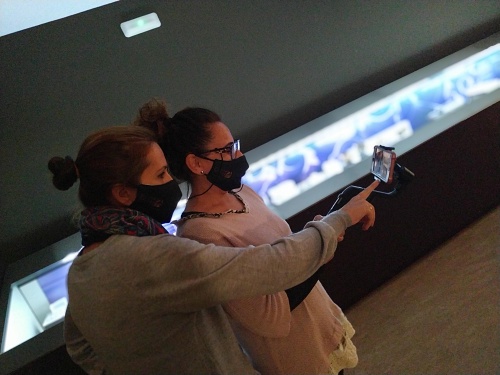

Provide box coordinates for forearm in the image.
[180,211,350,309]
[128,210,351,313]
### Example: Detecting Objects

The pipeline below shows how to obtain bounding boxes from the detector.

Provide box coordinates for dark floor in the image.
[344,206,500,375]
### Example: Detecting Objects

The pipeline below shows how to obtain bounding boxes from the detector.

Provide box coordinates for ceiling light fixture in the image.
[120,12,161,38]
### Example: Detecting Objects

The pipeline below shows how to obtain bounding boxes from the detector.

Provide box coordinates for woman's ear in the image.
[110,184,137,207]
[185,154,203,175]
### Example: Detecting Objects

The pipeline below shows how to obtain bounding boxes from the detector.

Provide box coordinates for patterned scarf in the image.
[79,206,167,246]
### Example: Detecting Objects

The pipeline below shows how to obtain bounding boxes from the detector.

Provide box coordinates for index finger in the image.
[357,179,380,199]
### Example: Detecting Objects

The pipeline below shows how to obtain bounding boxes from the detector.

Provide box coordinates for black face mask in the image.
[205,155,249,191]
[129,180,182,223]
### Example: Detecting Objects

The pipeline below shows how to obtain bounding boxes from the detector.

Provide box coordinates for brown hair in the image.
[133,98,220,183]
[48,126,156,207]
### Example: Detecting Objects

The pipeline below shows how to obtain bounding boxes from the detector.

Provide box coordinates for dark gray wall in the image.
[1,0,500,266]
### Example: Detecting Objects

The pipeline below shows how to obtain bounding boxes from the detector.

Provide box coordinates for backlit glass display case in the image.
[245,41,499,218]
[0,235,81,356]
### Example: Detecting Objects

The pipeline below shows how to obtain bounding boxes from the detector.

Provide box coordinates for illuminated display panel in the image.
[243,44,499,212]
[1,245,79,354]
[0,1,118,37]
[18,261,72,328]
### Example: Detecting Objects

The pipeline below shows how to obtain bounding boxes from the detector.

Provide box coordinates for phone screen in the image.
[371,146,396,183]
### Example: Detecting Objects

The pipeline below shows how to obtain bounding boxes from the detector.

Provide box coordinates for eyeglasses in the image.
[198,139,240,160]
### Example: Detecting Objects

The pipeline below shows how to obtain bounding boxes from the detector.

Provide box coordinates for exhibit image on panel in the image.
[242,44,500,208]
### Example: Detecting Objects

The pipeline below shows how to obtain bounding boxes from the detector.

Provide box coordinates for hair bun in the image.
[139,98,169,123]
[48,155,78,190]
[134,98,170,141]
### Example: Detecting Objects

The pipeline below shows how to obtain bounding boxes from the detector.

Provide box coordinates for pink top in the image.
[175,186,349,374]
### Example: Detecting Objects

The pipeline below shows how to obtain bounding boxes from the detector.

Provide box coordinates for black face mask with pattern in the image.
[129,180,182,223]
[204,155,249,191]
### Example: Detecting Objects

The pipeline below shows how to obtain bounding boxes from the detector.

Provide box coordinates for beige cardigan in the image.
[176,185,357,375]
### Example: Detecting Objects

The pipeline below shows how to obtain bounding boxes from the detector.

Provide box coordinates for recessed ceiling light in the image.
[120,12,161,38]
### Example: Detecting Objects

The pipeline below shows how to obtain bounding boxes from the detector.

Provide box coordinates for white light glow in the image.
[120,13,161,38]
[0,0,118,37]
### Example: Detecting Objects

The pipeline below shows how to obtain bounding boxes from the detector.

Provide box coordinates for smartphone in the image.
[371,145,396,184]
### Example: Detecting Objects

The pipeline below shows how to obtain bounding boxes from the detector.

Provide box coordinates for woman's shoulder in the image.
[76,233,196,258]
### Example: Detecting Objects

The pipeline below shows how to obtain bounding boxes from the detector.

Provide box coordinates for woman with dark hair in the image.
[135,99,375,374]
[49,125,378,374]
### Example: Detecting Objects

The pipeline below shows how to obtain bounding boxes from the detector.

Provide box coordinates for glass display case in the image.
[241,38,499,219]
[0,234,81,355]
[2,256,74,353]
